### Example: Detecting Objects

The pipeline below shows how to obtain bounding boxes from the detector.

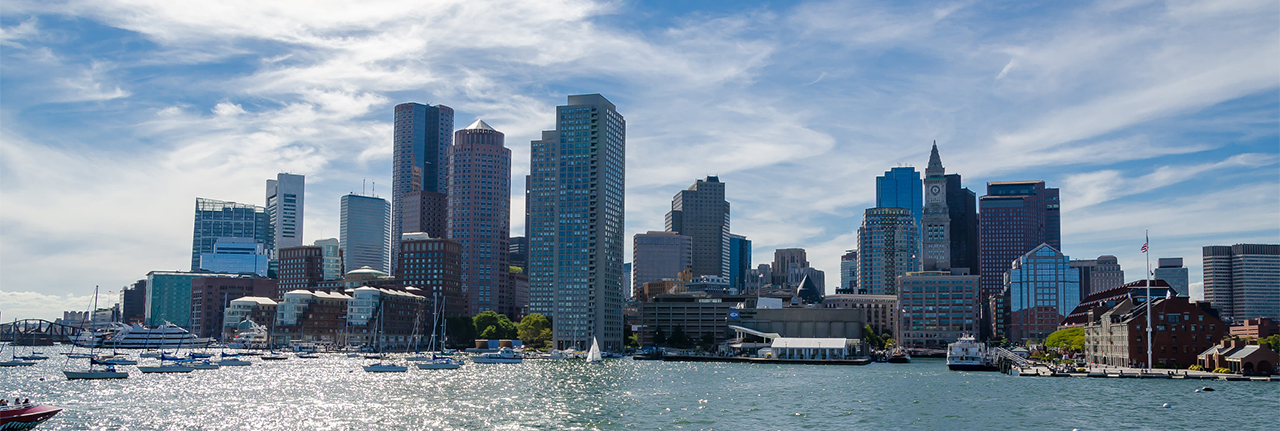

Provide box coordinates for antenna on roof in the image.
[363,179,367,196]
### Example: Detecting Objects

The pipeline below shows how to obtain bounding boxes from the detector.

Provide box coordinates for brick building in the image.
[1085,296,1225,368]
[189,276,276,341]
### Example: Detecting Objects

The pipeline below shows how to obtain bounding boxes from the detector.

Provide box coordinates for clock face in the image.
[930,185,941,195]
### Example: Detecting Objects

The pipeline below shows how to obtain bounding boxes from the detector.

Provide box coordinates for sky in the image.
[1,0,1277,322]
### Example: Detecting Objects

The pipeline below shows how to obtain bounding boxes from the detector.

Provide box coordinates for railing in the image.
[990,347,1034,368]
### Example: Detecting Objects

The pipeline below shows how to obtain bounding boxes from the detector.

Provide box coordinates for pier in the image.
[662,355,875,366]
[1002,363,1278,381]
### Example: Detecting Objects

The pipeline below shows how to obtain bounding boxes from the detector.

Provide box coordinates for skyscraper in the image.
[266,173,304,258]
[837,250,858,294]
[1203,244,1280,321]
[1153,257,1190,298]
[314,238,344,281]
[666,176,730,278]
[877,166,922,226]
[978,180,1060,299]
[528,94,626,351]
[922,144,950,271]
[997,244,1080,343]
[1069,255,1124,300]
[341,193,390,273]
[945,171,979,275]
[632,231,692,299]
[391,102,454,275]
[191,197,270,272]
[857,207,920,295]
[728,234,751,292]
[447,119,512,318]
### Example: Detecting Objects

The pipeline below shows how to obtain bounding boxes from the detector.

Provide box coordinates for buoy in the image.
[1201,387,1215,392]
[1162,403,1171,408]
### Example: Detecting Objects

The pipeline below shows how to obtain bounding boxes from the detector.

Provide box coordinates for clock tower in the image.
[922,141,951,271]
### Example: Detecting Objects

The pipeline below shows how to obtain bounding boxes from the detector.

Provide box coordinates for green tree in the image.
[653,326,667,347]
[517,313,551,348]
[1261,334,1280,352]
[626,333,640,349]
[473,311,516,339]
[864,325,883,349]
[1044,327,1085,352]
[445,316,477,349]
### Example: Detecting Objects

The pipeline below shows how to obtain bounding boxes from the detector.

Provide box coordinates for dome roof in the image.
[346,266,388,277]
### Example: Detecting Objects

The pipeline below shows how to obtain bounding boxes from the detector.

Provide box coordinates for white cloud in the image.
[0,290,118,322]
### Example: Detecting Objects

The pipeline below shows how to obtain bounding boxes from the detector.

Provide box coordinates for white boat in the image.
[1,342,37,367]
[139,351,161,358]
[137,365,194,373]
[95,356,137,365]
[63,369,128,379]
[946,334,997,371]
[472,348,523,364]
[78,322,209,349]
[362,363,408,372]
[416,358,461,370]
[62,287,131,380]
[586,338,602,363]
[217,358,252,366]
[261,352,289,361]
[226,322,270,350]
[296,352,320,359]
[190,360,220,370]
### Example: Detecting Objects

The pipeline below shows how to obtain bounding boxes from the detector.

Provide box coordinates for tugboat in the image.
[0,401,62,430]
[946,334,997,371]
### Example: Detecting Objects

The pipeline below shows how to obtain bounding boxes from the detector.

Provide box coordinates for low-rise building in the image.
[1198,339,1278,375]
[274,290,352,346]
[222,296,277,341]
[639,294,751,346]
[190,275,277,341]
[823,294,897,338]
[1085,296,1225,368]
[733,306,866,340]
[1229,318,1278,339]
[345,286,426,350]
[1061,280,1174,328]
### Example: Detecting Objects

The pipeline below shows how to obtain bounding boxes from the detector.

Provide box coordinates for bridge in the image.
[0,319,84,345]
[990,346,1035,373]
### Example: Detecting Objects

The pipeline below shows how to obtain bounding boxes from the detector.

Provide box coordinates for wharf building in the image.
[191,197,270,272]
[119,280,147,324]
[265,173,305,259]
[1060,280,1174,328]
[198,237,269,277]
[391,102,454,275]
[837,250,858,294]
[189,275,277,340]
[728,234,751,293]
[1152,257,1190,298]
[528,94,626,351]
[274,290,352,346]
[448,120,512,318]
[1069,256,1124,300]
[1202,244,1280,321]
[857,207,920,296]
[346,286,427,350]
[638,294,752,346]
[1198,338,1278,375]
[1229,317,1278,339]
[632,231,693,298]
[978,181,1060,300]
[666,176,730,278]
[222,296,277,341]
[897,271,980,349]
[1084,295,1225,369]
[277,242,344,297]
[991,244,1079,343]
[732,303,867,340]
[341,193,391,273]
[823,294,897,338]
[397,232,465,318]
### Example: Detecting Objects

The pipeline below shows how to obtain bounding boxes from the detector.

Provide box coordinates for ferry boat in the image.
[74,323,209,349]
[0,403,62,430]
[946,334,997,371]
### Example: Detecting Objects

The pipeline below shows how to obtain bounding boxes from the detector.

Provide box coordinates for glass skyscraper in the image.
[998,244,1080,343]
[876,166,922,226]
[977,180,1060,299]
[528,94,625,351]
[729,234,751,292]
[191,197,270,272]
[341,193,390,273]
[447,120,513,318]
[265,173,304,259]
[391,102,453,275]
[857,207,920,295]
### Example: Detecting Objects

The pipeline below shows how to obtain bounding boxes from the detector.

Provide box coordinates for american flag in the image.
[1141,233,1148,253]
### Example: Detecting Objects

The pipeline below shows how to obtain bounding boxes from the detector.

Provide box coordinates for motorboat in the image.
[363,363,408,372]
[296,352,320,359]
[472,348,523,364]
[886,347,911,364]
[190,360,220,370]
[0,402,62,430]
[261,352,289,361]
[946,334,998,371]
[633,347,663,361]
[218,357,252,366]
[63,368,128,379]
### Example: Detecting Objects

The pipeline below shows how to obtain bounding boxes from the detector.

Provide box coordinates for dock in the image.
[1004,364,1279,381]
[662,355,875,366]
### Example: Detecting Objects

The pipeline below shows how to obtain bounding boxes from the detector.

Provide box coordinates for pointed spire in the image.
[926,140,944,178]
[463,119,494,131]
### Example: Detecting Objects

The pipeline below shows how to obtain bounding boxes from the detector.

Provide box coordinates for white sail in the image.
[587,337,602,362]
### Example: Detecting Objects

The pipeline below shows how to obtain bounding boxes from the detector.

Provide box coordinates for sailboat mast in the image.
[1145,229,1152,370]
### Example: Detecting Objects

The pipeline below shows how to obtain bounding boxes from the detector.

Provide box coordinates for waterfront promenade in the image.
[1009,362,1279,381]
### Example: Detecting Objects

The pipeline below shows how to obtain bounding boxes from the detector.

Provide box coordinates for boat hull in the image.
[363,365,408,372]
[471,358,522,364]
[886,357,911,363]
[63,370,128,379]
[0,361,36,367]
[0,405,62,431]
[947,363,999,372]
[137,365,194,373]
[217,359,251,366]
[416,362,460,370]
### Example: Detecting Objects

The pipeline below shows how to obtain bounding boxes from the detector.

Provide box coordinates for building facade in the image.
[823,294,897,338]
[274,290,351,346]
[1085,296,1225,369]
[528,94,626,351]
[314,238,344,281]
[345,286,427,350]
[120,280,147,324]
[1153,257,1190,298]
[341,193,391,273]
[729,234,751,293]
[198,237,269,277]
[146,271,233,328]
[665,176,730,278]
[945,170,979,276]
[392,102,454,275]
[401,191,447,240]
[897,271,980,348]
[876,166,922,226]
[447,119,512,317]
[857,207,920,296]
[191,197,270,272]
[397,233,464,318]
[632,231,693,299]
[638,294,751,346]
[978,180,1060,300]
[1070,255,1124,300]
[265,173,304,258]
[189,276,277,340]
[837,250,858,294]
[277,245,327,296]
[922,144,950,271]
[1203,244,1280,321]
[998,244,1080,343]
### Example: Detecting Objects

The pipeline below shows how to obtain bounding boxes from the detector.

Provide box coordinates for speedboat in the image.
[946,334,997,371]
[886,347,911,364]
[472,348,523,364]
[0,402,62,430]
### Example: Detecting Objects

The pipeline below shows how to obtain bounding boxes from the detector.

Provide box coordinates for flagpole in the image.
[1145,229,1152,371]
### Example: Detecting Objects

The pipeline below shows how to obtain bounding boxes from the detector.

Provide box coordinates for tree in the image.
[1261,334,1280,353]
[624,324,639,349]
[1045,327,1085,352]
[670,325,691,349]
[517,313,551,348]
[473,311,516,339]
[864,325,883,349]
[445,316,477,349]
[653,326,667,347]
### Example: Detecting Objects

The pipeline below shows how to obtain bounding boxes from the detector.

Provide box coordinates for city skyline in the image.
[2,0,1278,321]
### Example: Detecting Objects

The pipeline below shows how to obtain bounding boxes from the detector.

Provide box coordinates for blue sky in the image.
[2,0,1277,321]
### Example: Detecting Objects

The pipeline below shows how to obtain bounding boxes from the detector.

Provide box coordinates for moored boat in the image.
[78,322,209,349]
[946,334,997,371]
[886,347,911,363]
[137,364,195,373]
[472,348,523,364]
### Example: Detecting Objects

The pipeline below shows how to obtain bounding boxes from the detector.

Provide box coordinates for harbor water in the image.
[3,354,1277,430]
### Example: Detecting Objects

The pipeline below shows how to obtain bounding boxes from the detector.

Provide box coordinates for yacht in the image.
[472,348,523,364]
[76,322,209,349]
[946,334,997,371]
[226,323,270,350]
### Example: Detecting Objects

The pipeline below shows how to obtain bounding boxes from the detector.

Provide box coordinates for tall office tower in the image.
[398,232,465,318]
[191,198,270,271]
[1069,255,1124,300]
[1153,257,1190,298]
[314,238,344,281]
[277,245,326,296]
[447,119,512,317]
[391,102,454,275]
[665,176,730,278]
[997,244,1080,343]
[632,231,693,299]
[509,236,529,271]
[922,144,951,271]
[401,191,447,240]
[857,207,921,295]
[528,94,626,351]
[265,173,305,258]
[622,262,632,300]
[977,180,1060,299]
[728,234,751,292]
[340,193,391,273]
[945,171,979,275]
[838,250,858,294]
[772,248,808,277]
[1203,244,1280,321]
[877,166,922,226]
[199,238,269,277]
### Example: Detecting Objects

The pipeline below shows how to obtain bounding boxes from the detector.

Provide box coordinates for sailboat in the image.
[63,287,129,379]
[405,305,430,362]
[137,323,194,373]
[363,303,407,372]
[10,322,49,361]
[1,338,36,367]
[261,318,288,361]
[586,337,602,363]
[416,295,462,370]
